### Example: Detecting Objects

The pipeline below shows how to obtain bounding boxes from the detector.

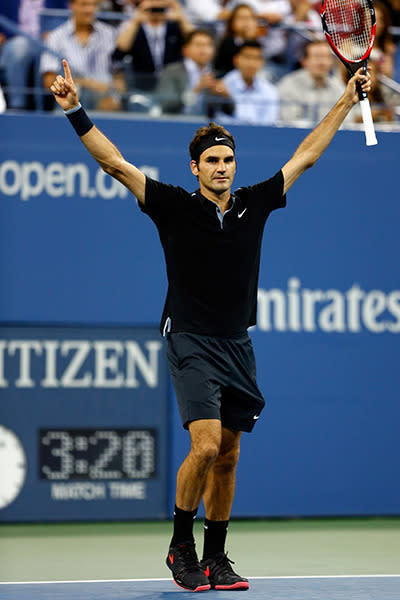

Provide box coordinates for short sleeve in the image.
[237,170,286,216]
[138,176,188,226]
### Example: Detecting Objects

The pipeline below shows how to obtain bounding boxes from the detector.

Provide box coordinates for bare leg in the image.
[202,427,241,521]
[175,419,222,511]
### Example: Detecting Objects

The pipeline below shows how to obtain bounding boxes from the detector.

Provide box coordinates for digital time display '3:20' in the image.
[39,429,156,481]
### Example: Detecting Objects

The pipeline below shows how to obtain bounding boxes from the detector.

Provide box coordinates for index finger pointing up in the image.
[62,59,73,83]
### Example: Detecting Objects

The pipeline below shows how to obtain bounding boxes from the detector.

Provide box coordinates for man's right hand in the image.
[50,59,79,111]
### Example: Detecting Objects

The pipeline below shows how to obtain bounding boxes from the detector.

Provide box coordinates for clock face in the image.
[0,426,27,510]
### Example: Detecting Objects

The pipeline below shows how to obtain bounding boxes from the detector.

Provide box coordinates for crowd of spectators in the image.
[0,0,400,124]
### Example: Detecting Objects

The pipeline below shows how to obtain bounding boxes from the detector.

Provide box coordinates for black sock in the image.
[170,505,198,547]
[202,518,229,559]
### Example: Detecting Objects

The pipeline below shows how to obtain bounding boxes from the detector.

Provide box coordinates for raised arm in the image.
[50,60,146,204]
[281,68,371,195]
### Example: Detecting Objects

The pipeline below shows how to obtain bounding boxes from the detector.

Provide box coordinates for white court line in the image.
[1,575,399,585]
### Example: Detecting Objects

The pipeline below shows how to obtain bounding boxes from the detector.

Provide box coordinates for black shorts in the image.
[166,331,265,432]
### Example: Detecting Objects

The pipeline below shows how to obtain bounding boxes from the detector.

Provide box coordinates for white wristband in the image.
[64,103,82,115]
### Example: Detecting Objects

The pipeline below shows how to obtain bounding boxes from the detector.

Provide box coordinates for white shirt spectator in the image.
[278,68,345,123]
[40,18,117,84]
[217,68,279,125]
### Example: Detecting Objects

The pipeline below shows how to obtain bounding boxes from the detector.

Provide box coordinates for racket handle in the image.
[359,98,378,146]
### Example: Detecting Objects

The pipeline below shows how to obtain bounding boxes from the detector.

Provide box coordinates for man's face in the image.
[183,34,214,67]
[191,146,236,196]
[302,43,334,80]
[234,47,264,82]
[70,0,97,26]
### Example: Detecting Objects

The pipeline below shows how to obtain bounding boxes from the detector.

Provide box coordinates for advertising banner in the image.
[0,326,169,522]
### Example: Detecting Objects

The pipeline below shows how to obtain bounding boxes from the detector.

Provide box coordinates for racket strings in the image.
[324,0,372,60]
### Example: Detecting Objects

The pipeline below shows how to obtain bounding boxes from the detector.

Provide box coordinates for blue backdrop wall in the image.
[1,113,399,519]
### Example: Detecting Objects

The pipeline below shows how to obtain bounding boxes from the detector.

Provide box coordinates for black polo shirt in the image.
[139,171,286,336]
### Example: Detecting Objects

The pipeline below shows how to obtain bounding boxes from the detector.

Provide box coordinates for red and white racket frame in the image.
[320,0,378,145]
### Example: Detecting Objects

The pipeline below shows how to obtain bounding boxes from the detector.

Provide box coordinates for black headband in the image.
[191,133,236,163]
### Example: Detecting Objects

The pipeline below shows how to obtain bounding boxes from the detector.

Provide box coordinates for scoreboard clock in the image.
[39,428,157,481]
[0,426,27,510]
[0,326,169,522]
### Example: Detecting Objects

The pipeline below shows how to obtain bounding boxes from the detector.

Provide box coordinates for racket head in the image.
[320,0,376,72]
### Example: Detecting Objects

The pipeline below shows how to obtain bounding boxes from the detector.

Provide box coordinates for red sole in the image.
[214,581,250,590]
[173,580,211,592]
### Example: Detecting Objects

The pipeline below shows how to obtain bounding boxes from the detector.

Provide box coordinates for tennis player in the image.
[50,59,371,593]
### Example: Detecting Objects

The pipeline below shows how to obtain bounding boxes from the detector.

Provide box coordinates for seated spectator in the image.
[184,0,233,25]
[214,3,260,76]
[157,29,230,115]
[214,40,279,125]
[278,40,345,123]
[0,0,67,110]
[114,0,193,92]
[40,0,122,111]
[284,0,322,70]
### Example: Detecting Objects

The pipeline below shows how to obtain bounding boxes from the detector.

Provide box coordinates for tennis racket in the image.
[320,0,378,146]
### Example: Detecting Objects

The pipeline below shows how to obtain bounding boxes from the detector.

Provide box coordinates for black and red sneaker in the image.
[166,542,211,592]
[200,552,249,591]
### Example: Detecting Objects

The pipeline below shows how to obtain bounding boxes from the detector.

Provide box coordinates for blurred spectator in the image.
[283,0,322,70]
[214,3,259,76]
[114,0,193,92]
[215,40,279,125]
[184,0,233,25]
[157,29,228,114]
[40,0,122,111]
[278,40,344,123]
[0,0,67,110]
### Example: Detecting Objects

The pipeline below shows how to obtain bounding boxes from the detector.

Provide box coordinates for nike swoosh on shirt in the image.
[238,208,247,218]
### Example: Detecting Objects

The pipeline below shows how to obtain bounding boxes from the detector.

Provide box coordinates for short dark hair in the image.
[183,29,214,47]
[234,39,263,56]
[189,122,235,163]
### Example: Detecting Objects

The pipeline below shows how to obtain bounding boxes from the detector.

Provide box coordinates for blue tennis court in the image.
[1,576,399,600]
